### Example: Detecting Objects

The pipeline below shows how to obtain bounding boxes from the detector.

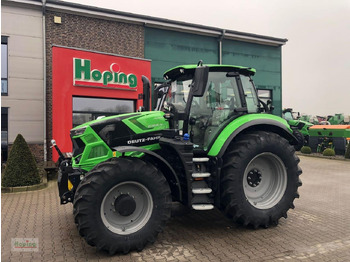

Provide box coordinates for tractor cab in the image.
[161,62,260,151]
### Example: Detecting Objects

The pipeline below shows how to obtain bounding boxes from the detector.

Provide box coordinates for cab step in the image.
[193,157,209,163]
[192,180,212,194]
[192,172,211,178]
[191,157,213,211]
[192,204,214,210]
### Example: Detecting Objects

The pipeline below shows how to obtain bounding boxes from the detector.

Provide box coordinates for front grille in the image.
[88,145,108,159]
[72,137,85,157]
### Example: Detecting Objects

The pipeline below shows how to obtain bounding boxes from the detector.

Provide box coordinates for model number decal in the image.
[127,136,161,145]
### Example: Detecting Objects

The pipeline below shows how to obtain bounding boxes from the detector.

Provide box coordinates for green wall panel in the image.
[145,27,219,82]
[222,40,282,116]
[144,27,283,116]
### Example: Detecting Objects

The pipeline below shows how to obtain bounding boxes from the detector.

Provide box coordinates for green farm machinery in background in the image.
[282,110,350,155]
[328,113,350,125]
[309,125,350,155]
[282,108,313,150]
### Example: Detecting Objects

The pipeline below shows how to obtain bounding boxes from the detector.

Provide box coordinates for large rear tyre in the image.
[221,131,302,228]
[73,157,171,254]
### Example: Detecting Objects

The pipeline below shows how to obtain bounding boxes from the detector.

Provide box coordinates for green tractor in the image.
[53,62,302,254]
[328,113,350,125]
[282,108,313,150]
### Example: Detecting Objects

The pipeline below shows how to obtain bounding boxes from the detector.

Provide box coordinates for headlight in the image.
[70,126,87,137]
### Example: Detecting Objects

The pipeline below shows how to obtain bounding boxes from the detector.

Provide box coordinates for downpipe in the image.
[42,0,47,161]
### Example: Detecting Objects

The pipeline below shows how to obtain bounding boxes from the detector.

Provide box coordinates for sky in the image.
[65,0,350,116]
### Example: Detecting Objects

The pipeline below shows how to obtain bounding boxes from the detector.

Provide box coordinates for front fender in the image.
[113,146,182,202]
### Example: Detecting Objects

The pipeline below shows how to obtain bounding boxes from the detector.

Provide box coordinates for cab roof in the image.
[163,64,256,80]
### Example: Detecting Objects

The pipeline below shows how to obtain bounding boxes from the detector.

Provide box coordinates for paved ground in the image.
[1,156,350,261]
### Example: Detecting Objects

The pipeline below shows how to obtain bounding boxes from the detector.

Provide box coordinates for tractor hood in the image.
[71,111,169,148]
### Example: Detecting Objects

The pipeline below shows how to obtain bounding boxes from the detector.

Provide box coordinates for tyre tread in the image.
[221,131,302,228]
[73,157,171,254]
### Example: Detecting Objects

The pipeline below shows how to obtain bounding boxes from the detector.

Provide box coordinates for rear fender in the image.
[208,116,298,158]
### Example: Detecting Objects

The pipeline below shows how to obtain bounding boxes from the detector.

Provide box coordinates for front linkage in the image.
[52,140,83,204]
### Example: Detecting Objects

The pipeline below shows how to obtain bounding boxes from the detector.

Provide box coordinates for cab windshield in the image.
[284,112,294,121]
[164,77,192,112]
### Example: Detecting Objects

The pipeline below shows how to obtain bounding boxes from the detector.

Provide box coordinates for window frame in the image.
[1,36,8,96]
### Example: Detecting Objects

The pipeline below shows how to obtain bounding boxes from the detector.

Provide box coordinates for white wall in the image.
[1,4,44,143]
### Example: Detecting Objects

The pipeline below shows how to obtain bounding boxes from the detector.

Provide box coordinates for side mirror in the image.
[267,100,274,112]
[192,66,209,97]
[137,106,145,112]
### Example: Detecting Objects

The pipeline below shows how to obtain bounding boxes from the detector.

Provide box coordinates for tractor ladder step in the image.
[192,172,211,178]
[192,180,212,194]
[193,157,209,163]
[191,194,213,210]
[192,204,214,210]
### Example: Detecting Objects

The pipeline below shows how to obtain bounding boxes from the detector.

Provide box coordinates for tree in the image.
[2,134,40,187]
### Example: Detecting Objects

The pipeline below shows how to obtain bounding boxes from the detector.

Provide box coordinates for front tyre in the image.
[292,130,305,151]
[221,131,302,228]
[73,157,171,254]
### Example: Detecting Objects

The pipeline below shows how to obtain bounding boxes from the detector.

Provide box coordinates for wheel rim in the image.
[243,153,287,209]
[100,181,153,235]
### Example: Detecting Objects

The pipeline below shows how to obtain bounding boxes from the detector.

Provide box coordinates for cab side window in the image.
[241,75,259,113]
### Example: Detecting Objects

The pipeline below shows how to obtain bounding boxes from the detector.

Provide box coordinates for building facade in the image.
[1,1,44,162]
[1,0,287,162]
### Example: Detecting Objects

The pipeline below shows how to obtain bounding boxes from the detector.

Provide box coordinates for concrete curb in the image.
[296,152,350,161]
[1,182,48,193]
[1,172,49,193]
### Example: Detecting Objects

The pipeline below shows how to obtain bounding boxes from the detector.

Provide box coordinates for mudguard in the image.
[114,146,182,202]
[208,114,297,158]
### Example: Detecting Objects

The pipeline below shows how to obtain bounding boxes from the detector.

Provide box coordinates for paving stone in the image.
[1,156,350,261]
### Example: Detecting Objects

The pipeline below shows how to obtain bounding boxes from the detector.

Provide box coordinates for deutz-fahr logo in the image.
[73,58,137,90]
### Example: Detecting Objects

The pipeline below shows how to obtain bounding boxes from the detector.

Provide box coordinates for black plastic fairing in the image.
[90,115,137,147]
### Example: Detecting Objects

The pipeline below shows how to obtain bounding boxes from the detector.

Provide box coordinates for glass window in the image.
[1,107,8,162]
[73,113,93,127]
[258,89,272,105]
[1,80,7,95]
[188,72,243,149]
[1,37,8,95]
[72,97,135,127]
[283,111,294,121]
[165,79,192,112]
[241,75,259,113]
[154,82,169,111]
